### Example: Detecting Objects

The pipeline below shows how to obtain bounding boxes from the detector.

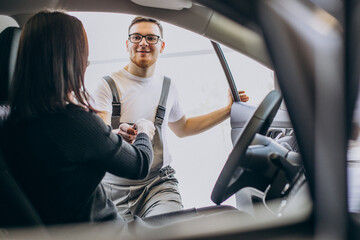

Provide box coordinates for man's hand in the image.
[239,90,249,102]
[112,123,137,144]
[126,126,138,135]
[136,119,155,140]
[227,90,249,109]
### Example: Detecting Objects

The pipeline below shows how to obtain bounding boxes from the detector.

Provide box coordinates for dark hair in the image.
[10,10,91,119]
[128,16,163,38]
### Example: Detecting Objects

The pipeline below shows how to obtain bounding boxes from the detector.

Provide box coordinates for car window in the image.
[70,12,276,209]
[0,15,19,32]
[220,44,275,106]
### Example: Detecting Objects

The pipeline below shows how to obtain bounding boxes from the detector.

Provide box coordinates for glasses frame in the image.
[128,33,161,45]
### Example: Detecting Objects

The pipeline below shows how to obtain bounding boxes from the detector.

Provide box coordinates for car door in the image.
[211,42,292,145]
[211,41,296,209]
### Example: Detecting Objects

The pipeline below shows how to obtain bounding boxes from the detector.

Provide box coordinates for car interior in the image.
[0,0,359,239]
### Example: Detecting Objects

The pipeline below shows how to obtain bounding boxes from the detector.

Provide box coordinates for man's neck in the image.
[125,62,156,78]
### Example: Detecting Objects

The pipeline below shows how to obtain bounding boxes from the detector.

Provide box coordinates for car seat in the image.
[0,26,21,104]
[0,26,44,228]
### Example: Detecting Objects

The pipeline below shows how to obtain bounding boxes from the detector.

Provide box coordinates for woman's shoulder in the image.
[42,104,109,138]
[65,103,88,112]
[63,104,101,122]
[5,104,105,133]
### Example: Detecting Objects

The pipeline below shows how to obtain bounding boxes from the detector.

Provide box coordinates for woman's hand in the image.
[113,123,137,144]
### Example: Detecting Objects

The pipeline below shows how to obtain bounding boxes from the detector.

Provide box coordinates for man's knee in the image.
[139,183,183,217]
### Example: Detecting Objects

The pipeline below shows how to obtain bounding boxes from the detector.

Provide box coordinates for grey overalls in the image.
[101,75,183,222]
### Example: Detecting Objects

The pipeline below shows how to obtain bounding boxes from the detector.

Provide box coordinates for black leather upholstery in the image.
[0,26,44,228]
[0,150,43,227]
[0,105,10,128]
[0,27,20,127]
[0,26,21,103]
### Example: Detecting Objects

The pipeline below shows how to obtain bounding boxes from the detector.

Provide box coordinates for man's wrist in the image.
[224,104,232,117]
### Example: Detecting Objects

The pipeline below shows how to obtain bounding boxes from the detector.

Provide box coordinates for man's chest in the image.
[117,80,163,121]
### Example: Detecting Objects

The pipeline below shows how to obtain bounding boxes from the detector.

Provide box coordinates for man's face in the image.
[126,22,165,69]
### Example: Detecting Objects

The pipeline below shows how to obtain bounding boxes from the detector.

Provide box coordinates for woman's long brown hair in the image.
[10,10,93,119]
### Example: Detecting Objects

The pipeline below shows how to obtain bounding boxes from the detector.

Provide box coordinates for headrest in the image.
[0,27,21,103]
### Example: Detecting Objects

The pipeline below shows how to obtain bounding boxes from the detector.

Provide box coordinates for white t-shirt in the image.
[90,68,184,167]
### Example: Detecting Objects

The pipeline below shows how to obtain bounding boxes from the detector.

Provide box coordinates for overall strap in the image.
[155,76,171,127]
[150,76,171,173]
[103,75,121,129]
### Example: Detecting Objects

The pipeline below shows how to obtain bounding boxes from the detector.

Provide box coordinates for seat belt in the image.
[103,76,121,129]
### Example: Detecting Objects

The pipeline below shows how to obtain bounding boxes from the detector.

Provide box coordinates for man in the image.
[91,16,249,221]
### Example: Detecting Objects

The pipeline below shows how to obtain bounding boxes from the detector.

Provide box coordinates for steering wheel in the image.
[211,90,283,205]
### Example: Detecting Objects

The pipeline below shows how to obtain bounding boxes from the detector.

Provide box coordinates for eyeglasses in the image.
[128,33,161,44]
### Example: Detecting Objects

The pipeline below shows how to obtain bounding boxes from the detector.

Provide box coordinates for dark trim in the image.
[211,41,241,102]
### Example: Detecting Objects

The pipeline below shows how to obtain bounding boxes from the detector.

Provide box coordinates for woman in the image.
[1,10,155,225]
